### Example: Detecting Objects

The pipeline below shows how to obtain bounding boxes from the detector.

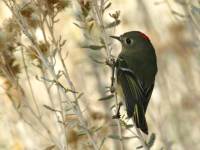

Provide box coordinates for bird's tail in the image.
[131,104,148,135]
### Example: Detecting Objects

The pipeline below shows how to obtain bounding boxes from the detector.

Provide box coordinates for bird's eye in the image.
[125,38,132,45]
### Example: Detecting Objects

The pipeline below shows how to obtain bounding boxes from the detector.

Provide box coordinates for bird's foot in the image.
[112,102,123,119]
[112,112,121,119]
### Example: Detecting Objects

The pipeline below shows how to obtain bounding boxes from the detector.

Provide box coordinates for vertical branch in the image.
[91,1,124,149]
[40,67,68,148]
[21,48,41,117]
[56,84,68,149]
[92,0,112,59]
[114,94,124,150]
[57,49,99,150]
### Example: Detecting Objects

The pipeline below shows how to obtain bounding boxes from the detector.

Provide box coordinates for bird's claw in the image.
[112,102,123,119]
[110,85,115,93]
[112,113,121,119]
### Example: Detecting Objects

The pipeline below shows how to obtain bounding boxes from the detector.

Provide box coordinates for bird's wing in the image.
[116,57,148,134]
[143,83,154,113]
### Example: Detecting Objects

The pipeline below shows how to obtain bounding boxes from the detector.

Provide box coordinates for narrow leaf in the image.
[92,126,103,133]
[108,134,121,140]
[103,2,112,11]
[73,22,85,29]
[77,130,87,136]
[125,124,134,128]
[89,22,94,33]
[43,105,61,113]
[136,145,143,149]
[82,45,104,50]
[99,137,106,150]
[98,94,114,101]
[108,135,136,141]
[122,136,137,140]
[147,133,156,148]
[75,92,84,102]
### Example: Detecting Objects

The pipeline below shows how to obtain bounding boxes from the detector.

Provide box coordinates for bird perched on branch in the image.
[110,31,157,134]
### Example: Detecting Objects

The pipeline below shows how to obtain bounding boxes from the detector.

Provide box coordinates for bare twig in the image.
[114,93,124,150]
[21,48,41,117]
[57,47,99,150]
[92,0,112,59]
[91,1,125,149]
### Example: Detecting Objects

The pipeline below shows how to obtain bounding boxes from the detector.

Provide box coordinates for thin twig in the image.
[21,48,41,118]
[114,93,124,150]
[58,48,99,150]
[92,0,112,59]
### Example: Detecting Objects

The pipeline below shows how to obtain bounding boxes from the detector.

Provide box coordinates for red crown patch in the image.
[139,31,149,40]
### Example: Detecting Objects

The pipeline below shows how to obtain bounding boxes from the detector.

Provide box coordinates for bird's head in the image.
[110,31,151,52]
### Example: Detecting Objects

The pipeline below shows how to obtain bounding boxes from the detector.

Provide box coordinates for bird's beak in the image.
[110,35,121,42]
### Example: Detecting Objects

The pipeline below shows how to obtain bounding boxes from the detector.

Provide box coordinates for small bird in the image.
[110,31,157,134]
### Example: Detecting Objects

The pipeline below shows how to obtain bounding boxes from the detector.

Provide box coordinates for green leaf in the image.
[75,92,84,102]
[43,105,61,113]
[121,136,137,140]
[120,119,134,128]
[108,134,121,140]
[147,133,156,148]
[73,22,85,29]
[108,135,136,141]
[103,2,112,12]
[92,126,103,133]
[77,130,87,136]
[88,22,94,33]
[125,124,134,128]
[98,94,114,101]
[136,145,143,149]
[82,45,105,50]
[99,137,106,150]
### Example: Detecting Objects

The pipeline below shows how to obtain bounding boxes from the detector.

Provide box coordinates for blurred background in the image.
[0,0,200,150]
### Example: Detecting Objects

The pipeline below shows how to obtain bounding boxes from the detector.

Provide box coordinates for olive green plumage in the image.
[111,31,157,134]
